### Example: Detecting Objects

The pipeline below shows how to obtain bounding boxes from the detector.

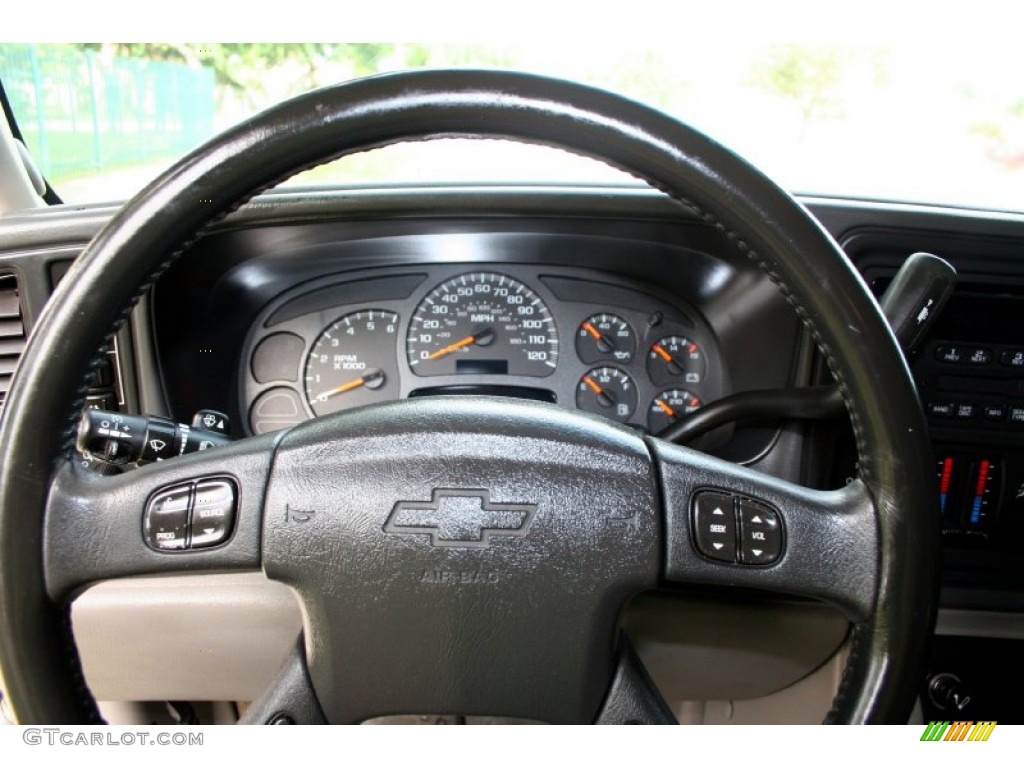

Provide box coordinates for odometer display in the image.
[407,272,558,377]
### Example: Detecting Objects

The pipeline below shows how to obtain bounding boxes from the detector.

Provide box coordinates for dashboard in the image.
[3,186,1024,723]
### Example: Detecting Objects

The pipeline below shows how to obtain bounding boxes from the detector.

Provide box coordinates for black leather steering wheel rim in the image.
[0,70,939,724]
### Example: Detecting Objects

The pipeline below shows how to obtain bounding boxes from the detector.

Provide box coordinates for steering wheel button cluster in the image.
[692,491,737,562]
[692,491,784,566]
[738,499,783,565]
[143,478,237,551]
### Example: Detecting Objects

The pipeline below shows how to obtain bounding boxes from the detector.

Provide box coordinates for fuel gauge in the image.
[576,367,637,423]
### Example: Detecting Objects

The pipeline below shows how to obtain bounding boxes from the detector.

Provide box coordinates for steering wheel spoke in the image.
[652,439,878,622]
[44,433,277,600]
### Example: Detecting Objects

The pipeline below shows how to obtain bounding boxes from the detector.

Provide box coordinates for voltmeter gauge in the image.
[576,367,637,423]
[647,336,705,386]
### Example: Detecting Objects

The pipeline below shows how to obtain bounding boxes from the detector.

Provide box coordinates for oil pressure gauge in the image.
[575,313,635,364]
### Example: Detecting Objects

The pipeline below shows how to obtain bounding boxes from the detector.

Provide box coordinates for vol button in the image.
[738,500,783,565]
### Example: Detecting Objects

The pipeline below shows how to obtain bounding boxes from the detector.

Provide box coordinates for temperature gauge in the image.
[576,314,635,364]
[648,389,702,434]
[647,336,705,386]
[576,367,637,423]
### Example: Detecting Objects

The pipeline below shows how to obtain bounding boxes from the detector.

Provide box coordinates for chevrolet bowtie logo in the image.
[384,489,537,548]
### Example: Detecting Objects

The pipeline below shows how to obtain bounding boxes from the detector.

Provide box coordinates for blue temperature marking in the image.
[970,496,983,525]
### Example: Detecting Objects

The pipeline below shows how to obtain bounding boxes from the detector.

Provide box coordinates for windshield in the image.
[2,41,1022,211]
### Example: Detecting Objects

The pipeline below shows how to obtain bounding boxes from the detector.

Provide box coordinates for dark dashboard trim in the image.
[2,186,1024,254]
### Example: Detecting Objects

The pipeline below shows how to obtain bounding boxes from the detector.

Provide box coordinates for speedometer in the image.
[407,272,558,377]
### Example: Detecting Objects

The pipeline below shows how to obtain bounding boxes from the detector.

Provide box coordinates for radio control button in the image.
[955,403,976,419]
[928,402,956,418]
[1002,350,1024,368]
[738,500,783,565]
[1009,407,1024,425]
[935,345,963,364]
[144,484,192,551]
[983,404,1007,421]
[965,347,992,365]
[693,491,736,563]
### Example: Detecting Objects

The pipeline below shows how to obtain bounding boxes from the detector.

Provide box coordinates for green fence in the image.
[0,44,215,183]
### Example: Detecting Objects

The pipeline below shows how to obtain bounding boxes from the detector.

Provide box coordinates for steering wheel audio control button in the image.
[190,479,237,548]
[692,491,737,562]
[738,499,783,565]
[144,483,193,551]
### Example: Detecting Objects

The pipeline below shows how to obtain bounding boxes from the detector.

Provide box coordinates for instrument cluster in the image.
[242,265,723,437]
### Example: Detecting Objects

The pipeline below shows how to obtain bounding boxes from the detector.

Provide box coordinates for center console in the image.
[847,227,1024,723]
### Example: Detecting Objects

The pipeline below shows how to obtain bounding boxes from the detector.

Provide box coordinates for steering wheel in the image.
[0,70,938,724]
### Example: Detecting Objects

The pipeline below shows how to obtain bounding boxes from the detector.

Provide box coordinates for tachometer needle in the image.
[427,327,495,360]
[314,368,384,401]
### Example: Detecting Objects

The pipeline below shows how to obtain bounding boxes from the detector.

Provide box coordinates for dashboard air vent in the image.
[0,273,26,414]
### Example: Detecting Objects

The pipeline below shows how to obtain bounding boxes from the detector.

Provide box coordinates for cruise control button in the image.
[738,499,783,565]
[693,491,736,563]
[190,479,237,548]
[144,483,192,551]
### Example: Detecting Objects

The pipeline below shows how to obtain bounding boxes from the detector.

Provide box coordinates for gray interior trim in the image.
[71,573,301,702]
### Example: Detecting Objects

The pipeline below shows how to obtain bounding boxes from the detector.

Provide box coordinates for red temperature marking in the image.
[974,459,991,497]
[939,457,955,495]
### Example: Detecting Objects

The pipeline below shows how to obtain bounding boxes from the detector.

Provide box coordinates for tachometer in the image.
[407,272,558,376]
[304,310,400,416]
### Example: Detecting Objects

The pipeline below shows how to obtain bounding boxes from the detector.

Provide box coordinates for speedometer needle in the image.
[427,327,495,360]
[314,369,384,401]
